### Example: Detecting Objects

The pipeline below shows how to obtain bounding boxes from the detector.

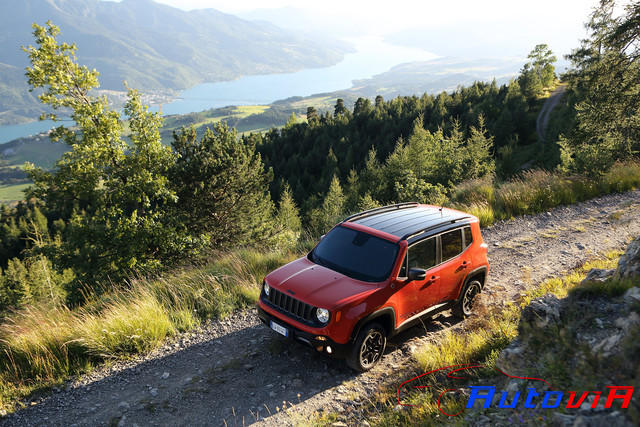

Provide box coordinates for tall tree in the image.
[23,22,183,292]
[171,122,277,248]
[518,44,556,97]
[334,98,347,117]
[561,0,640,174]
[528,44,557,87]
[309,175,345,235]
[306,106,319,125]
[276,183,301,234]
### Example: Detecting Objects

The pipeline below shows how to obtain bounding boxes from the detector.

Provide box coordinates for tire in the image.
[453,279,482,318]
[346,322,386,372]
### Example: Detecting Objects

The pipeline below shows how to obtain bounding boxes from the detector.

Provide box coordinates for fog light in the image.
[326,346,332,354]
[316,346,323,352]
[315,336,327,341]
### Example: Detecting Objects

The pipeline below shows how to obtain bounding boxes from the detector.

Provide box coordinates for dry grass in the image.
[0,246,301,412]
[452,160,640,226]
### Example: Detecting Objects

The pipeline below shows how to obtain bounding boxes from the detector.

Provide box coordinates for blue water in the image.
[158,37,436,115]
[1,37,435,143]
[0,120,58,144]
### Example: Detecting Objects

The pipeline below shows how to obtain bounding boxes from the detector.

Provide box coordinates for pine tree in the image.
[357,193,381,211]
[171,122,277,248]
[464,115,496,179]
[375,95,384,109]
[285,112,298,129]
[334,98,347,117]
[306,106,319,125]
[562,0,640,174]
[309,175,345,235]
[276,183,302,233]
[345,169,360,212]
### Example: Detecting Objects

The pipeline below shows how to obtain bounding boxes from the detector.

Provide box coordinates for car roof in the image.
[343,202,472,241]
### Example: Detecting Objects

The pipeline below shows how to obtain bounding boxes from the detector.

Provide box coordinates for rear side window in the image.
[441,229,463,262]
[463,226,473,248]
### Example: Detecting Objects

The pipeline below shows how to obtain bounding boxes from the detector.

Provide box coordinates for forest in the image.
[0,0,638,317]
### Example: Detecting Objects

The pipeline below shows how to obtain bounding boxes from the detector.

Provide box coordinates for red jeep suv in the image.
[257,202,489,371]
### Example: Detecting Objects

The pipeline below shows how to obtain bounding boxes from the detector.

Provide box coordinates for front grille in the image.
[265,287,315,324]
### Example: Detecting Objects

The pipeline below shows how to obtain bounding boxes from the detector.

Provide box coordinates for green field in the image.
[0,104,291,174]
[0,183,30,203]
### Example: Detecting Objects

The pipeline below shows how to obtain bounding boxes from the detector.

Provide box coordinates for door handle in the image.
[420,275,439,289]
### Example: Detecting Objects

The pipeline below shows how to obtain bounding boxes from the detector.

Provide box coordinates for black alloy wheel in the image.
[346,322,387,372]
[454,280,482,318]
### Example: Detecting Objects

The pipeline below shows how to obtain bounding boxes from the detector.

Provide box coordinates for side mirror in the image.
[407,268,427,282]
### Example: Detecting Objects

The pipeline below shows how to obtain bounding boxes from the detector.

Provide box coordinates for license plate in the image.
[270,320,288,337]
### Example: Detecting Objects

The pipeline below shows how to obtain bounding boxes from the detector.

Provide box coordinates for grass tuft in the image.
[0,246,300,412]
[452,160,640,226]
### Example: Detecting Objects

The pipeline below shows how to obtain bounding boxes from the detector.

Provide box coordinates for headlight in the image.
[263,281,270,296]
[316,308,330,324]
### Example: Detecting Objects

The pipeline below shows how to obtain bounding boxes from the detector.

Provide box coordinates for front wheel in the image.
[453,280,482,318]
[346,322,386,372]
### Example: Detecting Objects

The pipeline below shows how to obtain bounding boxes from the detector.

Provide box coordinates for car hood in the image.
[265,257,379,308]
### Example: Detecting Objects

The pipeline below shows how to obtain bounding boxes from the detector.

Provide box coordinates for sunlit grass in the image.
[452,160,640,226]
[0,183,31,203]
[366,249,624,426]
[0,245,302,413]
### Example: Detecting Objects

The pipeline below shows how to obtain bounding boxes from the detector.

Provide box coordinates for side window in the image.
[407,237,437,271]
[441,229,463,262]
[463,226,473,249]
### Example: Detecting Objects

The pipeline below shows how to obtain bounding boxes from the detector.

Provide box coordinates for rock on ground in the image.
[615,235,640,281]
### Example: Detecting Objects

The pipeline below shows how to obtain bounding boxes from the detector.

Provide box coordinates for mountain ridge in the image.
[0,0,351,124]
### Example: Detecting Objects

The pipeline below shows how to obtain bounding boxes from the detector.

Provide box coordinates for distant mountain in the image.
[350,57,526,97]
[240,6,360,38]
[0,0,351,124]
[385,24,577,61]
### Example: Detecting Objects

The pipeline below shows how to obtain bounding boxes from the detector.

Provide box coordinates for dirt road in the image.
[536,85,567,143]
[3,190,640,427]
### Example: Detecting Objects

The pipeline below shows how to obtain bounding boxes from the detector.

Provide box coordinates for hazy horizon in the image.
[104,0,601,57]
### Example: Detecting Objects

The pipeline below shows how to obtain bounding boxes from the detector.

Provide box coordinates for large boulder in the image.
[580,268,615,285]
[615,236,640,281]
[520,293,561,329]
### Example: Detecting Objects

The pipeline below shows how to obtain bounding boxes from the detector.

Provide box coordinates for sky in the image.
[107,0,604,58]
[146,0,596,33]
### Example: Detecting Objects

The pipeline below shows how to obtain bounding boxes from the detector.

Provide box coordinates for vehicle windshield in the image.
[310,225,399,282]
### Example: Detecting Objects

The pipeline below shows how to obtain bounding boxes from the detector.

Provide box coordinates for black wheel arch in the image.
[350,306,396,342]
[456,266,488,301]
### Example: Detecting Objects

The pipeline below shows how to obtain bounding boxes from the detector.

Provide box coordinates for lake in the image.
[0,37,435,143]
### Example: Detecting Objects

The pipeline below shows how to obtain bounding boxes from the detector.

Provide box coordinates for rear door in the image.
[437,228,470,302]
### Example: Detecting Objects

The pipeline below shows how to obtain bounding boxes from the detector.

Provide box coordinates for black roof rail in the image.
[343,202,420,223]
[400,216,471,241]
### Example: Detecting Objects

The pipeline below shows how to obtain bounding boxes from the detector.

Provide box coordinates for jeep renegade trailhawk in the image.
[257,202,489,371]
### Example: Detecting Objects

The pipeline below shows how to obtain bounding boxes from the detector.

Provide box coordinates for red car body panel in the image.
[258,204,489,351]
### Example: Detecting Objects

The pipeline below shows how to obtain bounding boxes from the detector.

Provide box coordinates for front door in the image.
[394,236,442,324]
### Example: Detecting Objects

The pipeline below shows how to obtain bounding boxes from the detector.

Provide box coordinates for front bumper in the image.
[257,305,349,358]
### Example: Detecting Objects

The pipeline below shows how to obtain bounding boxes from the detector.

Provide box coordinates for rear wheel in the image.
[346,322,386,372]
[453,279,481,318]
